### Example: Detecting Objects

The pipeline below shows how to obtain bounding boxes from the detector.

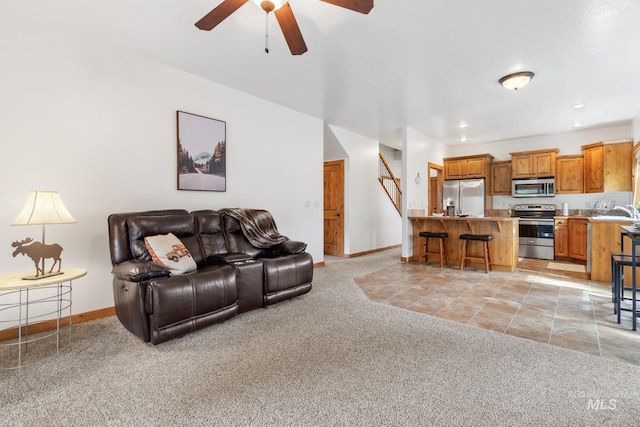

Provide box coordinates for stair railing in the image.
[378,152,402,216]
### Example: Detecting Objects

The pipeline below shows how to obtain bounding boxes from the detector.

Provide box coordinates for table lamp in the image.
[10,191,76,280]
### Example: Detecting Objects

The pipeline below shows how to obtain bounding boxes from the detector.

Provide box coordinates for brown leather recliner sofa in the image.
[107,209,313,344]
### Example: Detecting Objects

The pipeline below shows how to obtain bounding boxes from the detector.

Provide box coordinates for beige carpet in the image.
[1,249,639,426]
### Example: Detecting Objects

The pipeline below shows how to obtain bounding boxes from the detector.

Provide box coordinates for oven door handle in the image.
[519,219,553,226]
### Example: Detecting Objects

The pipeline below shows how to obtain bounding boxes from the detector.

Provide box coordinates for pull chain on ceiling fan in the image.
[195,0,374,55]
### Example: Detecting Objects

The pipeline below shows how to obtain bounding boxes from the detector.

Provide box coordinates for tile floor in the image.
[354,256,640,366]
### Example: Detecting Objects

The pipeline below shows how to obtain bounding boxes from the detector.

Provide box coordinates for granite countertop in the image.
[408,216,518,221]
[555,215,636,222]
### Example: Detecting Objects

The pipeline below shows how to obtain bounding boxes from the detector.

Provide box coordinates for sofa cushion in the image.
[144,233,197,275]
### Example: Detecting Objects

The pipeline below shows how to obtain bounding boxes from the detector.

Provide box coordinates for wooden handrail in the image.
[378,152,402,216]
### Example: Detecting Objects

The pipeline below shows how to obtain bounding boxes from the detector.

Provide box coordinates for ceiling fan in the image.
[195,0,374,55]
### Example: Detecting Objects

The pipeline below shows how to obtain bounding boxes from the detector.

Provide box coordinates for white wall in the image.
[379,144,402,178]
[325,125,402,255]
[0,11,323,317]
[402,127,446,258]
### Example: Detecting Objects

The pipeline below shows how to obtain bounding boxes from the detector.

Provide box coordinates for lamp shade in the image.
[11,191,76,226]
[499,71,535,90]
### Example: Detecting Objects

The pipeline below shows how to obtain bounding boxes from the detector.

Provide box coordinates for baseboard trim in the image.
[344,244,402,259]
[313,262,325,268]
[0,306,116,342]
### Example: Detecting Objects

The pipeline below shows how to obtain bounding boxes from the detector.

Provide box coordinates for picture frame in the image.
[176,110,226,192]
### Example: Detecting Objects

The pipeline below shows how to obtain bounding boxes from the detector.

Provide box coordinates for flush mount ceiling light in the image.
[499,71,535,91]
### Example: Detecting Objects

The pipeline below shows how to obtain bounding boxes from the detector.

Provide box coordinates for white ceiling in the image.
[15,0,640,147]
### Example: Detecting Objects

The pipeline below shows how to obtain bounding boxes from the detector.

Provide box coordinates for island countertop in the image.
[408,216,518,221]
[410,216,519,272]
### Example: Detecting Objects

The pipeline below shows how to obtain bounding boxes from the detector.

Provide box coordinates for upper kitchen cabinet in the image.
[582,141,632,193]
[443,154,494,180]
[490,160,512,195]
[582,142,604,192]
[510,149,559,179]
[556,155,584,194]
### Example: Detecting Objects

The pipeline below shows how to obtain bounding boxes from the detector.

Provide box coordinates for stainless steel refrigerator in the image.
[443,178,486,216]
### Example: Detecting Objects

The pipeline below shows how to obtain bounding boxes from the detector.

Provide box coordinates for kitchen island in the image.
[409,216,519,272]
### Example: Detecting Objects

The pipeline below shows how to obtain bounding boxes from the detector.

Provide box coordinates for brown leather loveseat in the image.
[108,209,313,344]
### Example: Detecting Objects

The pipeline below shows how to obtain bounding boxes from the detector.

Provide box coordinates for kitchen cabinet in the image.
[590,218,635,282]
[554,217,569,258]
[568,218,588,261]
[582,142,604,193]
[409,216,519,272]
[510,149,558,179]
[443,154,494,180]
[556,155,584,194]
[490,161,511,195]
[582,141,632,193]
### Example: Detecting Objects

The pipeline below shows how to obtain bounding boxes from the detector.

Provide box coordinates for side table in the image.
[0,268,86,373]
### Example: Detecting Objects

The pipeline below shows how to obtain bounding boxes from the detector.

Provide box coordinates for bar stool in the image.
[418,231,448,267]
[611,251,640,330]
[459,234,492,273]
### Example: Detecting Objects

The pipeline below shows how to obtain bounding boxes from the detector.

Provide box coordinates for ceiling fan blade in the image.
[274,4,308,55]
[320,0,373,14]
[195,0,249,31]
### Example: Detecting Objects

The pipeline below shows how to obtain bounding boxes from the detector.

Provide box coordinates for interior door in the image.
[324,160,344,256]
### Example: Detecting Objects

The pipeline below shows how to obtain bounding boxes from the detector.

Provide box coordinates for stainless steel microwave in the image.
[512,178,555,198]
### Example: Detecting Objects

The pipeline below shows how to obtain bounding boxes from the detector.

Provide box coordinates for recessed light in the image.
[573,103,585,109]
[573,121,582,127]
[459,122,468,128]
[460,135,467,142]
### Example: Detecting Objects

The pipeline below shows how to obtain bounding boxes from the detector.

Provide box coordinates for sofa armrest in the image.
[273,240,307,255]
[207,252,253,264]
[111,260,171,282]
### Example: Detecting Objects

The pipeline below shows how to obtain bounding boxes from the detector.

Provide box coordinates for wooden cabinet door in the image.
[532,152,556,177]
[444,159,464,180]
[554,219,569,257]
[556,156,584,194]
[490,161,512,195]
[604,142,632,191]
[511,154,532,179]
[464,157,487,178]
[583,144,604,193]
[568,218,588,260]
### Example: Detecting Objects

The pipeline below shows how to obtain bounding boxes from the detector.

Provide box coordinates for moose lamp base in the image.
[22,271,64,281]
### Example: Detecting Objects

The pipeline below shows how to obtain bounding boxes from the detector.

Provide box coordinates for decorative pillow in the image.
[144,233,197,275]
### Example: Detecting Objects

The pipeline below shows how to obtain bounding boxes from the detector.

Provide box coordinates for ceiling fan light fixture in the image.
[252,0,287,12]
[499,71,535,91]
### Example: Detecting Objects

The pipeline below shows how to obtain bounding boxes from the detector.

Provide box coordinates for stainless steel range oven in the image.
[513,204,556,260]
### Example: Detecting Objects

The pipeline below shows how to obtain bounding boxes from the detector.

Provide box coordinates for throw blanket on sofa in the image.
[219,208,289,248]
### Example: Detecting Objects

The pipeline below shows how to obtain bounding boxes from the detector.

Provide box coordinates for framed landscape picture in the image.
[177,110,226,192]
